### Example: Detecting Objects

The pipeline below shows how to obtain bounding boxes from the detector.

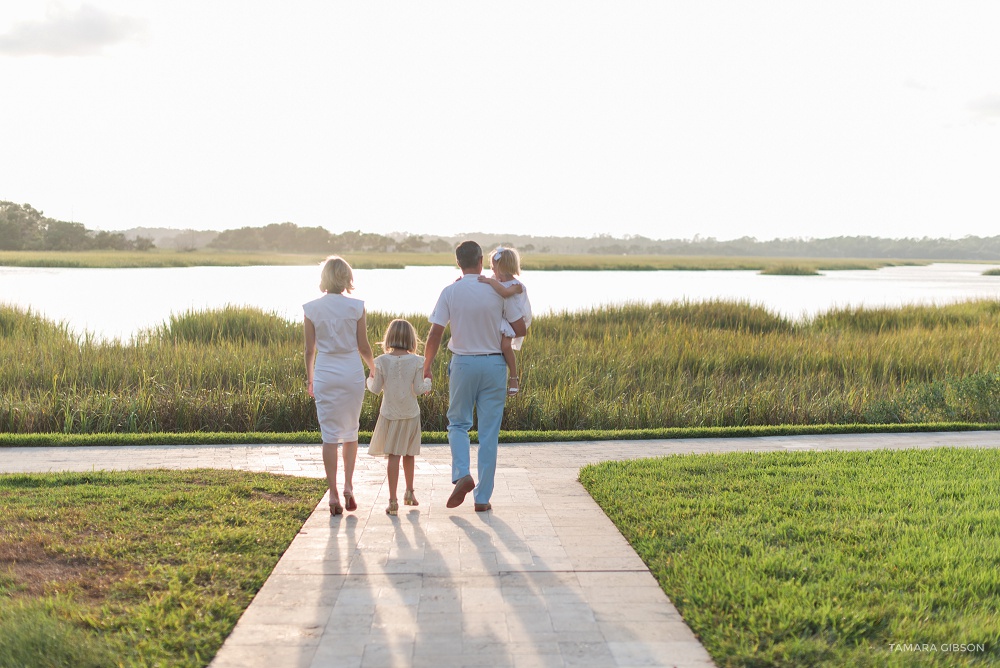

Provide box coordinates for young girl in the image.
[479,246,533,395]
[366,319,432,515]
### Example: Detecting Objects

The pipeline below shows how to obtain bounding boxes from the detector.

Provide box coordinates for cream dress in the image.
[303,293,366,443]
[366,353,432,457]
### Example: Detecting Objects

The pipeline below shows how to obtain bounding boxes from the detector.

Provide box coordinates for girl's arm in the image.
[303,317,317,397]
[367,358,385,394]
[478,275,523,297]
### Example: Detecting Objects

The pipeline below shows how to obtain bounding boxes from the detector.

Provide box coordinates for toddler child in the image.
[479,246,533,395]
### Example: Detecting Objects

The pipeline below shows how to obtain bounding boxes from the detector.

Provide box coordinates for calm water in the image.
[2,263,999,341]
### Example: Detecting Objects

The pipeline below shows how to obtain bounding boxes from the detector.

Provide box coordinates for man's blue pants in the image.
[447,354,507,504]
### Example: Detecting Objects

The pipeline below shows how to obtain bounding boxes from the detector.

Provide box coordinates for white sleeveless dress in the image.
[303,293,366,443]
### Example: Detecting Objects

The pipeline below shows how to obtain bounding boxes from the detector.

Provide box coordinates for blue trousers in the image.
[447,354,507,504]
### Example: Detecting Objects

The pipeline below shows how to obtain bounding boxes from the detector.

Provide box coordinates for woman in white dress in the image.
[304,256,376,515]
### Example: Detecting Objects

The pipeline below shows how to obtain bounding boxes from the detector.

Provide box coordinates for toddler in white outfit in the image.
[479,246,533,395]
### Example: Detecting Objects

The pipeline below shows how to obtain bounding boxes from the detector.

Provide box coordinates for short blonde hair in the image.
[319,255,354,294]
[491,247,521,276]
[380,319,420,353]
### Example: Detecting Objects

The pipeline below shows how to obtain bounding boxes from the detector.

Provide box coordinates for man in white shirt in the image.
[424,241,526,511]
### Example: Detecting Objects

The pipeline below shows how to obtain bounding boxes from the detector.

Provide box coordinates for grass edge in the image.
[2,421,998,447]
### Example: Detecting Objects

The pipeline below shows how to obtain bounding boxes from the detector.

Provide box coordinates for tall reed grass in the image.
[3,300,1000,434]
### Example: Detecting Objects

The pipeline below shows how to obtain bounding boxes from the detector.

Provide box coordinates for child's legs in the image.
[501,336,518,378]
[387,455,400,500]
[403,455,415,490]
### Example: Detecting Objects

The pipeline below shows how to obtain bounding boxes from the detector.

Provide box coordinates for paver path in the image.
[6,430,1000,667]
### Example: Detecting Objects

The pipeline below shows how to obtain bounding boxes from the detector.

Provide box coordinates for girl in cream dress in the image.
[366,319,432,515]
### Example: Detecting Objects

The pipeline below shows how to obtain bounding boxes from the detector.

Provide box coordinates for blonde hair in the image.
[491,247,521,276]
[319,255,354,294]
[379,318,420,353]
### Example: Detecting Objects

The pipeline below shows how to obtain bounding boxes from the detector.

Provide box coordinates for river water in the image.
[1,263,999,341]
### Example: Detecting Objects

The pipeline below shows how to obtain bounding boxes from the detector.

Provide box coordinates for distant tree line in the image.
[207,222,451,253]
[581,234,1000,260]
[9,198,998,261]
[459,232,1000,260]
[0,202,154,252]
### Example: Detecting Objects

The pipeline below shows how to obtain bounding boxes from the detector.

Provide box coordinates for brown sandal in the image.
[343,491,357,512]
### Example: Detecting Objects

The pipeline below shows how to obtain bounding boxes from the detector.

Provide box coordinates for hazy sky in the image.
[3,2,999,241]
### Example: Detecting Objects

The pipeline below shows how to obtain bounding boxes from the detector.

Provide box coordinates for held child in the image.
[366,319,432,515]
[479,246,533,395]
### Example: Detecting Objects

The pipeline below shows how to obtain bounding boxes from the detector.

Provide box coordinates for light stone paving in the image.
[6,430,1000,667]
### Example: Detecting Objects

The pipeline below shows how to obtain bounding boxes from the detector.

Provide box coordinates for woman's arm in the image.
[356,310,376,374]
[478,275,522,297]
[303,317,317,397]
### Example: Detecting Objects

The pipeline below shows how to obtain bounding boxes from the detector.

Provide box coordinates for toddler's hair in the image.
[380,319,420,353]
[319,255,354,294]
[491,247,521,276]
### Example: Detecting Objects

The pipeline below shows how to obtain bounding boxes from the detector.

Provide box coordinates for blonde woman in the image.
[304,255,375,515]
[366,319,432,516]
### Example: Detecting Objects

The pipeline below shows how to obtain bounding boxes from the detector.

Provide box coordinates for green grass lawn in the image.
[0,470,326,667]
[580,448,1000,667]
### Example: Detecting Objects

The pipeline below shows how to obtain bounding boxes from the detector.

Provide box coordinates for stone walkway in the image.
[6,430,1000,667]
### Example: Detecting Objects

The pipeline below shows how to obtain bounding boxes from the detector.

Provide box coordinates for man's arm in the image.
[423,324,446,379]
[508,317,526,338]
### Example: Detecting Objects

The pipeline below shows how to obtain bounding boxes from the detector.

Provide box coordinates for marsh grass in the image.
[0,249,911,271]
[580,448,1000,667]
[5,300,1000,434]
[0,470,326,667]
[0,249,325,268]
[983,268,1000,277]
[759,264,821,276]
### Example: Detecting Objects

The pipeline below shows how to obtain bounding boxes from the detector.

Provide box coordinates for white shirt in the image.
[429,273,525,355]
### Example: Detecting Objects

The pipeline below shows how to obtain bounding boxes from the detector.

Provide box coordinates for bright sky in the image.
[2,2,999,241]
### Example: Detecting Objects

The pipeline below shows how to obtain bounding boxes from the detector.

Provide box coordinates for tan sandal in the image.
[404,489,419,506]
[507,376,519,396]
[386,499,398,516]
